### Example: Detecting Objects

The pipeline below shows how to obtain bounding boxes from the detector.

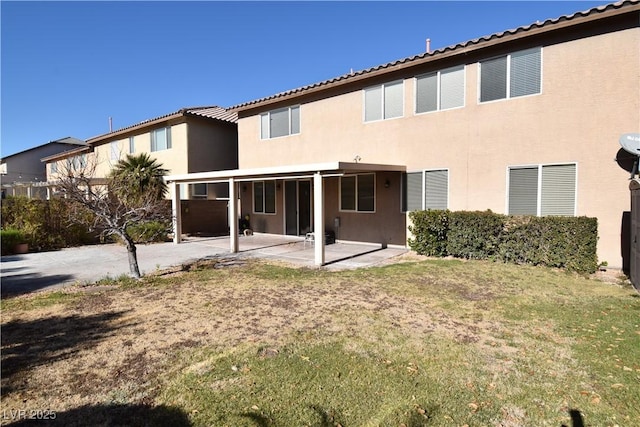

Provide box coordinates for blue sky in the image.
[1,1,607,157]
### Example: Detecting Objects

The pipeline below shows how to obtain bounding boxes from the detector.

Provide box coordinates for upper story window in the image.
[402,169,449,212]
[364,80,403,122]
[508,163,576,216]
[340,173,375,212]
[260,106,300,139]
[129,136,135,154]
[151,127,172,152]
[416,66,465,113]
[67,154,87,171]
[479,47,541,103]
[49,162,57,174]
[254,181,276,214]
[110,141,119,160]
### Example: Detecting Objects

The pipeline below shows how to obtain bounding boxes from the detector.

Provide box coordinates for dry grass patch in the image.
[1,257,638,426]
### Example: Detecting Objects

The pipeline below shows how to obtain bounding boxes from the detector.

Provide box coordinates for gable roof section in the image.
[229,0,639,113]
[2,137,86,161]
[86,106,237,145]
[40,145,92,163]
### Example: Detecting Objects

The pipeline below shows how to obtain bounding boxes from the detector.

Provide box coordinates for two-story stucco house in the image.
[1,137,86,199]
[168,1,640,269]
[44,106,238,235]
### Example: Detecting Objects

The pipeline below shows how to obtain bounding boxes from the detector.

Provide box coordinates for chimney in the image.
[426,38,431,54]
[109,117,113,132]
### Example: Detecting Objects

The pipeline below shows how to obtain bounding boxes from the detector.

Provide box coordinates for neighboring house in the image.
[171,1,640,269]
[1,137,86,199]
[43,106,238,235]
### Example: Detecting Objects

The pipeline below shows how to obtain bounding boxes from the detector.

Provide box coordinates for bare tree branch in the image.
[50,153,171,278]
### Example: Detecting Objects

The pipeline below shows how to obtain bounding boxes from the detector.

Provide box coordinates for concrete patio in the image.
[1,234,407,296]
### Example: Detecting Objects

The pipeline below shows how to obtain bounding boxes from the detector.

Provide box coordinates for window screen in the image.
[416,73,437,113]
[403,172,423,211]
[508,167,539,215]
[480,56,508,102]
[439,66,464,110]
[541,164,575,216]
[425,170,448,210]
[510,48,541,98]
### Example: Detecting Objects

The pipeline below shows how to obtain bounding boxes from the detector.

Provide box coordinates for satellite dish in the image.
[619,133,640,156]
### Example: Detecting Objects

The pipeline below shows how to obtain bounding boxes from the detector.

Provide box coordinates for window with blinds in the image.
[151,127,171,151]
[416,66,464,113]
[402,170,449,211]
[480,47,541,103]
[260,106,300,139]
[364,81,403,122]
[508,163,576,216]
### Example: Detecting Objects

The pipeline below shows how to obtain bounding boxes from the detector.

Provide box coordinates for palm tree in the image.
[109,153,168,205]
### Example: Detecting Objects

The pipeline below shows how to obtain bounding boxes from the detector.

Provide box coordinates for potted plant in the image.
[1,228,28,255]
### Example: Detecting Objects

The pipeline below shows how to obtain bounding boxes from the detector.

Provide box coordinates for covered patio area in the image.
[164,161,407,266]
[176,233,408,270]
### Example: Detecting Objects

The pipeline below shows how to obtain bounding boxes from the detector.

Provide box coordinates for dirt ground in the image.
[0,254,629,424]
[0,255,499,416]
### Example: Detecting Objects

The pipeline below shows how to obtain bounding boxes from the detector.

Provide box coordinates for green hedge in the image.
[408,209,598,274]
[1,196,98,252]
[446,210,504,260]
[407,210,449,256]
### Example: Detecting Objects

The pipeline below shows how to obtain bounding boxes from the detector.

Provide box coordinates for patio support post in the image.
[229,177,239,253]
[313,172,325,266]
[171,181,182,244]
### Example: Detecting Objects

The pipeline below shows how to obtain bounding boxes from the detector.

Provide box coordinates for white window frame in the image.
[151,127,172,152]
[363,80,404,123]
[339,173,376,213]
[415,66,465,114]
[49,162,57,174]
[402,169,449,212]
[129,136,135,154]
[478,47,542,104]
[260,106,300,140]
[506,162,577,216]
[253,180,277,214]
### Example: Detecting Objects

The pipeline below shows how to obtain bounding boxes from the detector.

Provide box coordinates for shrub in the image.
[497,216,598,273]
[407,208,598,274]
[1,196,99,251]
[407,210,449,256]
[1,228,26,255]
[446,210,504,260]
[126,220,172,243]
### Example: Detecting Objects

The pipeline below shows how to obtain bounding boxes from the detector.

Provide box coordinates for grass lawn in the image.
[1,255,638,426]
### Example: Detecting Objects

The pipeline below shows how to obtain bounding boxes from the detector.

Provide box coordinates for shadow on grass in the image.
[1,310,134,395]
[0,272,75,297]
[562,409,585,427]
[239,404,435,426]
[7,403,191,427]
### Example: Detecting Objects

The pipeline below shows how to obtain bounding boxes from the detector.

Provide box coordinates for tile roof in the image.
[229,0,639,111]
[86,106,237,144]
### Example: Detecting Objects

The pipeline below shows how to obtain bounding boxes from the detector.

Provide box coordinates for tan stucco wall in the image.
[237,26,640,268]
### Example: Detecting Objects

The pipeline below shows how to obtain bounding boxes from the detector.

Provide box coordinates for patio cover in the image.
[164,161,406,266]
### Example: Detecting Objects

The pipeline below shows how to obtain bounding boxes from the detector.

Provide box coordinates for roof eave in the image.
[230,1,640,114]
